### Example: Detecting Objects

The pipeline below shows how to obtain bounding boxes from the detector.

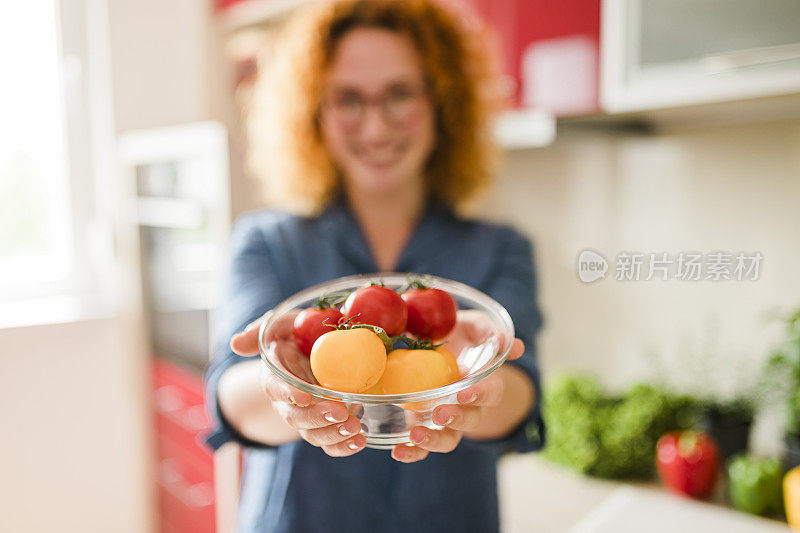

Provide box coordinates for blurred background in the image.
[1,0,800,532]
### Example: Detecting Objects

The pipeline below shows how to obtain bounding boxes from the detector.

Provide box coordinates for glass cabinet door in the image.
[603,0,800,112]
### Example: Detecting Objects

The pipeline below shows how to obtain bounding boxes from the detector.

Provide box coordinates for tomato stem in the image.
[314,291,350,310]
[328,314,361,329]
[398,275,434,294]
[351,324,393,354]
[392,335,443,350]
[329,315,393,354]
[677,430,700,456]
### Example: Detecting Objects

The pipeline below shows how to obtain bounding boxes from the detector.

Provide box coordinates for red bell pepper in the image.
[656,430,720,499]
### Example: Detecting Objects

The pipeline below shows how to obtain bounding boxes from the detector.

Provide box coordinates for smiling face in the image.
[319,27,436,198]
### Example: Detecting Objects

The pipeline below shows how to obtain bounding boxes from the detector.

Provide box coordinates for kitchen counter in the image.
[498,455,792,533]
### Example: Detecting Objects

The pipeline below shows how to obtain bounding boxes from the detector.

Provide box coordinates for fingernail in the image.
[463,393,478,405]
[324,412,339,423]
[338,425,355,436]
[441,415,455,426]
[410,429,428,445]
[348,440,360,450]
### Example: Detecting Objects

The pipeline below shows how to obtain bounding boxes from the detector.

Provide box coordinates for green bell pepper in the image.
[727,454,784,515]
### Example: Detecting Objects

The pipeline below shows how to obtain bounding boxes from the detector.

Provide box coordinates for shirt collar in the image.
[318,194,456,273]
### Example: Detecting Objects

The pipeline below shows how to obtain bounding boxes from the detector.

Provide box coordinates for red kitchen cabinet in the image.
[453,0,601,116]
[152,358,216,533]
[215,0,599,116]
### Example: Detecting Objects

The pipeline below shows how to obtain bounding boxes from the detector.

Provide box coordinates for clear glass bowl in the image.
[258,273,514,449]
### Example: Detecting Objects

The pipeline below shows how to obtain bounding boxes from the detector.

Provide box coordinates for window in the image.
[0,0,114,307]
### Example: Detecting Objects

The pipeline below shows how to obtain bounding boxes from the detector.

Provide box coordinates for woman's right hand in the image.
[230,311,367,456]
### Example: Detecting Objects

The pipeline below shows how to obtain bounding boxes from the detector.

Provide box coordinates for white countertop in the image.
[498,455,791,533]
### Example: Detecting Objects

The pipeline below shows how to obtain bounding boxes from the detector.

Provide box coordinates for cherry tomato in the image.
[363,382,384,394]
[380,346,459,395]
[341,285,407,337]
[293,307,343,357]
[401,287,457,340]
[438,345,461,383]
[310,328,387,393]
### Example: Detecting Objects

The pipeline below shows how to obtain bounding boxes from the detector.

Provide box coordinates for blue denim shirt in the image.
[204,197,545,533]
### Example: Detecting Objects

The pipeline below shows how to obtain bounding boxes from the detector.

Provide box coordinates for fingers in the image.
[260,367,313,406]
[262,369,366,456]
[391,420,470,462]
[231,324,261,355]
[430,405,483,432]
[406,426,462,454]
[321,433,367,457]
[392,444,429,463]
[276,400,350,430]
[230,310,273,356]
[455,309,497,343]
[392,418,468,462]
[230,310,299,356]
[455,372,505,407]
[299,415,362,447]
[507,338,525,360]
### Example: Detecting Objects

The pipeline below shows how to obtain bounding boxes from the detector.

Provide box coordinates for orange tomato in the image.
[363,382,384,394]
[380,347,459,395]
[310,328,387,393]
[437,346,461,383]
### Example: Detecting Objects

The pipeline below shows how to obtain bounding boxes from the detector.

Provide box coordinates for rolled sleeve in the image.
[202,211,288,452]
[462,227,546,455]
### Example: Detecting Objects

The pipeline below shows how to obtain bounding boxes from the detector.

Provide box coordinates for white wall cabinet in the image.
[602,0,800,113]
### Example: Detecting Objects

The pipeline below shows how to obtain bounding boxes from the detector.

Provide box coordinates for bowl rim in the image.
[257,272,515,404]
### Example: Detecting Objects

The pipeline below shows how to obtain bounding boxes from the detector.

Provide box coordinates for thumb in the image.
[506,338,525,361]
[230,311,273,356]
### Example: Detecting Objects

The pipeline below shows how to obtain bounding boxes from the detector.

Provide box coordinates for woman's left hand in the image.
[391,311,526,463]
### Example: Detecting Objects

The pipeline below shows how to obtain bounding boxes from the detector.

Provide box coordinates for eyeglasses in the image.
[320,81,429,130]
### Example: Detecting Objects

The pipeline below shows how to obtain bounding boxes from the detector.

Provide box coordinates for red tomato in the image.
[341,285,407,336]
[401,287,457,340]
[293,307,343,357]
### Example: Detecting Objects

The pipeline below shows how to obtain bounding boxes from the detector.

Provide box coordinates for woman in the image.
[204,1,544,531]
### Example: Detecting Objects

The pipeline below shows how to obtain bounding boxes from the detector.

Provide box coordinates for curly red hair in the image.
[247,0,503,215]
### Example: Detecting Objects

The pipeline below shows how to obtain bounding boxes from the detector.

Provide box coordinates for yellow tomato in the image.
[310,328,387,393]
[438,346,461,383]
[363,382,384,394]
[380,347,458,395]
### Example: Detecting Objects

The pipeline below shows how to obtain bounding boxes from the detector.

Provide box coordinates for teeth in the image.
[356,141,408,166]
[367,154,397,164]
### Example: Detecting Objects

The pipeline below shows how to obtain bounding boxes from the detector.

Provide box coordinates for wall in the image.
[108,0,213,133]
[0,317,150,532]
[479,118,800,407]
[106,0,256,219]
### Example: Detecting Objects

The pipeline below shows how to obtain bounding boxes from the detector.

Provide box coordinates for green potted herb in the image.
[697,396,755,461]
[642,326,759,462]
[760,307,800,470]
[541,374,695,480]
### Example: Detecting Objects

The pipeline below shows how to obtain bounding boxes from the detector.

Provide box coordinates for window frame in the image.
[0,0,117,323]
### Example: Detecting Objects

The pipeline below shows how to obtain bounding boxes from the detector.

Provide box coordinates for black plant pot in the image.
[785,434,800,471]
[699,406,753,460]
